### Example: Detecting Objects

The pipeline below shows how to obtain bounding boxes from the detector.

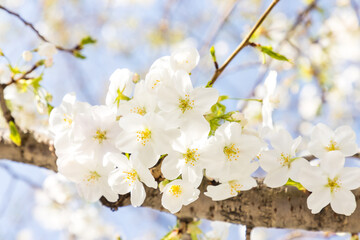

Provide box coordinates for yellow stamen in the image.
[229,181,243,196]
[152,79,160,89]
[85,171,101,183]
[169,185,182,197]
[123,169,138,186]
[183,148,199,166]
[93,129,107,144]
[178,94,194,113]
[136,128,152,146]
[223,143,240,161]
[130,106,146,116]
[63,114,72,126]
[325,140,340,152]
[325,177,341,193]
[279,152,294,168]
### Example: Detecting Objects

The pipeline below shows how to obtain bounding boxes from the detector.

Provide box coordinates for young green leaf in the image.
[9,121,21,146]
[257,46,291,63]
[80,36,97,46]
[285,178,306,191]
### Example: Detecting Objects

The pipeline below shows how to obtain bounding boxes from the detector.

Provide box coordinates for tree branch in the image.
[206,0,280,87]
[0,5,82,55]
[0,128,360,232]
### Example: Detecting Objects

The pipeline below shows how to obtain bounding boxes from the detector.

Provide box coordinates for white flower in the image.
[105,68,135,109]
[204,221,231,240]
[161,128,209,187]
[144,67,172,93]
[58,155,118,203]
[170,46,200,73]
[202,122,264,182]
[161,179,200,214]
[117,80,156,116]
[117,113,180,167]
[22,50,33,62]
[308,123,358,159]
[157,70,218,132]
[72,105,122,158]
[107,153,157,207]
[205,176,257,201]
[38,42,58,58]
[298,151,360,216]
[259,129,309,188]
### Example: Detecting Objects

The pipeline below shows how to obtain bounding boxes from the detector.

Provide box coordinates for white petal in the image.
[307,188,331,214]
[162,192,183,214]
[130,181,146,207]
[320,151,344,179]
[264,166,290,188]
[331,189,356,216]
[259,150,281,172]
[288,158,310,182]
[204,184,233,201]
[192,87,219,114]
[161,153,182,180]
[108,170,132,194]
[338,167,360,190]
[298,165,327,192]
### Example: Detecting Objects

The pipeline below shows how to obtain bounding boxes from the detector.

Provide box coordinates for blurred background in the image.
[0,0,360,239]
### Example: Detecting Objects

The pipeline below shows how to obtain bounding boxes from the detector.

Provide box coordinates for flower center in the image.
[151,79,161,89]
[183,148,199,166]
[130,106,147,116]
[279,153,294,168]
[85,171,101,183]
[178,94,194,113]
[229,181,243,196]
[325,177,341,193]
[169,185,182,197]
[93,129,107,144]
[123,169,138,186]
[325,140,340,152]
[63,114,72,126]
[136,128,152,146]
[223,143,240,161]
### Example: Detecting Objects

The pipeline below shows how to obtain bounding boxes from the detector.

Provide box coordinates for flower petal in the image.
[307,188,331,214]
[331,189,356,216]
[130,181,146,207]
[264,166,290,188]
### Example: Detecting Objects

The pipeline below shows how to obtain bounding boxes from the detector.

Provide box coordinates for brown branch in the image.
[0,127,360,232]
[0,5,82,55]
[206,0,280,87]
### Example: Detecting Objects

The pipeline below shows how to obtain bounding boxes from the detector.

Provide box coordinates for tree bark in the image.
[1,130,360,233]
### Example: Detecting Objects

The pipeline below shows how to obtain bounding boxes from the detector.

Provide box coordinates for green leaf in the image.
[9,121,21,146]
[80,36,97,46]
[285,178,306,191]
[47,103,54,115]
[257,46,291,63]
[73,51,86,59]
[218,95,229,101]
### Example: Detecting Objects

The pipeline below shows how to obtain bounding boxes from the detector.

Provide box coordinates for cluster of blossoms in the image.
[49,46,360,216]
[33,174,119,239]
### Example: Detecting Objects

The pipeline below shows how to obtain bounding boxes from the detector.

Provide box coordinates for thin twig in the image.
[206,0,280,87]
[0,5,82,55]
[246,225,253,240]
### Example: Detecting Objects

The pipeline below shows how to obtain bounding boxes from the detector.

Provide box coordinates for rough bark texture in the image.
[1,129,360,233]
[100,179,360,233]
[0,130,57,171]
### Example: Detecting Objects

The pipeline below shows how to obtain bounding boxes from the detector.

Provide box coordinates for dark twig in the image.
[0,5,82,55]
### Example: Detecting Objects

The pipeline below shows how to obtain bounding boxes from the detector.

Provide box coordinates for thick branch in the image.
[0,129,57,171]
[207,0,280,87]
[1,128,360,232]
[101,179,360,233]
